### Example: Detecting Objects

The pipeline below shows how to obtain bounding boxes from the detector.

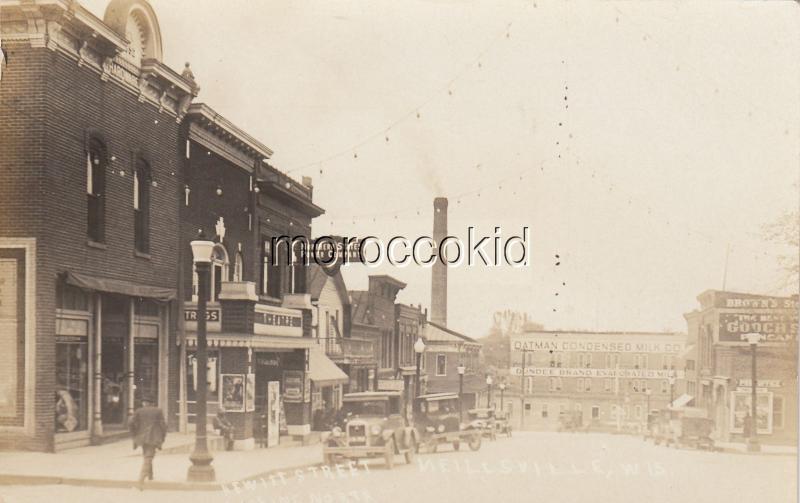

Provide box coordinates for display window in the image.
[55,340,88,433]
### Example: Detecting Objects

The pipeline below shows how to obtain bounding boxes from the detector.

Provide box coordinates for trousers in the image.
[139,444,157,483]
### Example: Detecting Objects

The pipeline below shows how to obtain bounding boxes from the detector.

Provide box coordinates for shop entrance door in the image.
[134,339,159,409]
[101,334,127,426]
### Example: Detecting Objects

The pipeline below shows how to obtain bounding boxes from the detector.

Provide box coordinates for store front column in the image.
[92,294,103,438]
[127,298,136,418]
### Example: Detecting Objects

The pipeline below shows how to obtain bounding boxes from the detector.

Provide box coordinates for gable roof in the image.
[306,263,349,303]
[424,322,480,345]
[349,291,374,326]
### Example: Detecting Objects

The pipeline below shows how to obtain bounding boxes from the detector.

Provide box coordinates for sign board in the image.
[511,336,685,354]
[509,367,684,379]
[254,305,303,337]
[266,381,280,447]
[283,370,304,403]
[737,379,782,388]
[219,374,245,412]
[730,390,772,434]
[714,292,799,310]
[56,318,88,337]
[718,312,798,343]
[0,258,19,417]
[245,373,256,412]
[184,307,221,333]
[378,379,405,391]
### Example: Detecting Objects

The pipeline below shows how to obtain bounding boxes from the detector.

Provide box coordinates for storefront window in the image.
[773,396,784,429]
[55,341,88,432]
[134,339,159,408]
[187,350,219,402]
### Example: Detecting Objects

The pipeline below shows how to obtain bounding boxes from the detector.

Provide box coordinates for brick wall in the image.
[0,42,183,450]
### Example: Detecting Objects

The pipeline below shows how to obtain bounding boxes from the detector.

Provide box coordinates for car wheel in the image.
[384,439,395,469]
[468,434,481,451]
[453,441,460,451]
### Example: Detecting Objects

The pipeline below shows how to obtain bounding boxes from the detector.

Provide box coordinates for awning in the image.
[309,346,348,386]
[669,393,694,409]
[65,271,176,302]
[185,333,315,349]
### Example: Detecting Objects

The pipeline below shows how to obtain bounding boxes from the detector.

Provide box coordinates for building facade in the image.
[684,290,798,446]
[0,0,195,451]
[423,323,483,412]
[509,331,687,431]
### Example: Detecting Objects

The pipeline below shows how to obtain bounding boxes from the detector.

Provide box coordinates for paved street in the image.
[0,432,794,503]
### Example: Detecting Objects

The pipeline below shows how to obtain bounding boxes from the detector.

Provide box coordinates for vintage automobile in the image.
[322,391,417,469]
[673,407,715,450]
[413,393,482,452]
[467,408,498,441]
[557,410,583,433]
[494,410,512,437]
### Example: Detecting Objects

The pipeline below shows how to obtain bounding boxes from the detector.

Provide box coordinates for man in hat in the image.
[214,406,235,451]
[128,396,167,488]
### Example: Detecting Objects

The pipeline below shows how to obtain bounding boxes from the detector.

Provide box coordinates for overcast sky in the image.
[84,0,800,337]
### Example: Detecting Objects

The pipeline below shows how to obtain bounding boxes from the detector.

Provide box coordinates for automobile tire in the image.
[453,441,460,451]
[385,439,395,470]
[468,435,481,451]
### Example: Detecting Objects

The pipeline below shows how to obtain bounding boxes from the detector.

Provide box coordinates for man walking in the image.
[128,396,167,489]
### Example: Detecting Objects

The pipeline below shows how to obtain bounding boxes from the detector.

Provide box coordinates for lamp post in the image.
[668,369,676,407]
[499,382,506,412]
[457,363,466,422]
[414,337,425,412]
[486,375,493,408]
[645,388,652,434]
[187,234,215,482]
[744,332,762,452]
[520,349,530,430]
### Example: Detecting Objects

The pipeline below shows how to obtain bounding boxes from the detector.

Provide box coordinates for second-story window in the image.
[436,354,447,376]
[86,140,107,243]
[133,159,151,254]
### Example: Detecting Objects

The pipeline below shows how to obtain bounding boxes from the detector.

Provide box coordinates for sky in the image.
[84,0,800,337]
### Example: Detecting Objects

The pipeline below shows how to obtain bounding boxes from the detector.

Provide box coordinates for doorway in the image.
[101,335,126,426]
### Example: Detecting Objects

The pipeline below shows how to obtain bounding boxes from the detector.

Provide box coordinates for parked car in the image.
[467,408,498,441]
[322,391,417,469]
[414,393,482,453]
[494,410,512,437]
[557,410,583,432]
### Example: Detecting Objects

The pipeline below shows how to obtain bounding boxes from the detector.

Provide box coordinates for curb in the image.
[0,461,323,492]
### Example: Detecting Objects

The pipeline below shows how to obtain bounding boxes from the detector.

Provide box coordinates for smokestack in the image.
[431,197,448,326]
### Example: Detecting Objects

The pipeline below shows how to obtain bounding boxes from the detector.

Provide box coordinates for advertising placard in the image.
[730,391,772,434]
[220,374,245,412]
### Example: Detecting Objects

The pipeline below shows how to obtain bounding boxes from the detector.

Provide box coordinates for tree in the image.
[479,310,542,369]
[763,210,799,292]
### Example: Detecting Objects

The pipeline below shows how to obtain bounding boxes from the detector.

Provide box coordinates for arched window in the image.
[192,243,229,302]
[233,249,243,282]
[86,138,107,243]
[133,158,151,254]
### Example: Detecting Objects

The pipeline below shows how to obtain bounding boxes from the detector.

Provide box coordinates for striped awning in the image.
[185,332,315,349]
[309,346,348,386]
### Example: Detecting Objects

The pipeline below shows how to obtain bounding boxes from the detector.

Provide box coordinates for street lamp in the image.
[486,375,493,408]
[187,233,215,482]
[457,363,466,421]
[645,388,652,435]
[668,369,676,407]
[744,332,763,452]
[499,382,506,412]
[414,337,425,411]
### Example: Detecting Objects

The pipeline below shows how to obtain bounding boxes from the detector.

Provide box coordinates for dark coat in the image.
[128,405,167,449]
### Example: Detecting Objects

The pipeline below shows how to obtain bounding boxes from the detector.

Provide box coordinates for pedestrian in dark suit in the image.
[128,396,167,488]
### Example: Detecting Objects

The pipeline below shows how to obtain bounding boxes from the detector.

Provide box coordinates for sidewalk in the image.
[715,441,797,456]
[0,434,323,491]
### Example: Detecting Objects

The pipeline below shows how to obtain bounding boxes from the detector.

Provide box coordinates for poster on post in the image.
[220,374,245,412]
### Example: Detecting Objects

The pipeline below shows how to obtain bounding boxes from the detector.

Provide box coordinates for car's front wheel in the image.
[404,439,415,464]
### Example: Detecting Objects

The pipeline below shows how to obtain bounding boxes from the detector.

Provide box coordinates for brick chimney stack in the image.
[431,197,448,326]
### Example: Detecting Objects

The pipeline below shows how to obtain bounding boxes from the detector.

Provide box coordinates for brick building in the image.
[178,102,332,446]
[422,323,483,411]
[508,331,687,431]
[684,290,798,446]
[0,0,195,451]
